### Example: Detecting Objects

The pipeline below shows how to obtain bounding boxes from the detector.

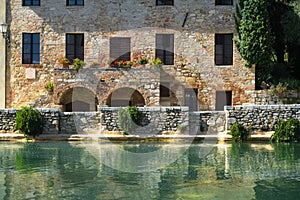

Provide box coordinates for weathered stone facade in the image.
[4,0,255,110]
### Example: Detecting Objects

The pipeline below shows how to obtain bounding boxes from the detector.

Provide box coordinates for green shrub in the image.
[44,81,54,93]
[16,107,43,137]
[271,118,300,142]
[229,122,250,142]
[73,58,85,72]
[151,58,163,69]
[118,106,141,134]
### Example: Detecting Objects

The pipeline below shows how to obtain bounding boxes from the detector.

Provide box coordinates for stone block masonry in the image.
[0,107,190,135]
[2,105,300,135]
[5,0,255,110]
[226,105,300,131]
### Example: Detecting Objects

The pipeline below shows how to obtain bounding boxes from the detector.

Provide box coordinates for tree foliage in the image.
[236,0,273,67]
[235,0,300,89]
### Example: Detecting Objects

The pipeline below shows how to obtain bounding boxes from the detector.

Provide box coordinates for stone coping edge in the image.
[0,133,272,142]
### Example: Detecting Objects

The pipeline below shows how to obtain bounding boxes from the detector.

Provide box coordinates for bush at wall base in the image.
[271,118,300,142]
[16,107,43,138]
[118,106,141,135]
[229,122,250,142]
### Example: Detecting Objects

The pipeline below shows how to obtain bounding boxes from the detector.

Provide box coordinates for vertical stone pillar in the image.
[0,0,6,108]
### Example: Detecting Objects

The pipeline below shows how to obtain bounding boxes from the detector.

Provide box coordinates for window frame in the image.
[67,0,84,6]
[155,34,174,65]
[22,0,40,6]
[215,33,233,66]
[156,0,174,6]
[66,33,85,63]
[22,33,40,64]
[215,0,233,6]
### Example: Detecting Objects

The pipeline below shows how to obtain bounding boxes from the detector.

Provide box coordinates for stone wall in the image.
[0,108,100,134]
[5,0,255,110]
[245,90,300,105]
[190,111,226,134]
[226,105,300,131]
[100,107,189,134]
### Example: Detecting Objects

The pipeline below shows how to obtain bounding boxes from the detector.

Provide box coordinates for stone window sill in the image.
[22,64,42,68]
[215,65,233,68]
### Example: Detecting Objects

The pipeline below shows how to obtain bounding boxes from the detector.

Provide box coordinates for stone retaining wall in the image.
[245,90,300,105]
[3,105,300,135]
[226,105,300,131]
[100,107,189,134]
[0,108,100,134]
[190,111,226,134]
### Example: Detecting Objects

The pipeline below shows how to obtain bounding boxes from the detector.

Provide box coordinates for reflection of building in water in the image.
[1,0,255,111]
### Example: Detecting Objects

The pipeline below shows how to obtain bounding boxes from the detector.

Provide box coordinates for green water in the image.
[0,141,300,200]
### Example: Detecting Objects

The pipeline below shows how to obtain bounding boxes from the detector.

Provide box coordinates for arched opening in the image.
[59,87,99,112]
[106,87,145,107]
[159,83,179,106]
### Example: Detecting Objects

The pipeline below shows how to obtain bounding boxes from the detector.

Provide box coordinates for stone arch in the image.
[106,87,145,107]
[58,86,99,112]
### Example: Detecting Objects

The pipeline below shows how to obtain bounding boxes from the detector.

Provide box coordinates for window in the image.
[185,88,198,111]
[215,0,233,5]
[22,33,40,64]
[215,34,233,65]
[156,0,174,6]
[66,34,84,62]
[156,34,174,65]
[110,37,131,61]
[216,91,232,111]
[23,0,40,6]
[67,0,84,6]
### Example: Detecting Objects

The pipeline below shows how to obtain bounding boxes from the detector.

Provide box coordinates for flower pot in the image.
[60,63,69,69]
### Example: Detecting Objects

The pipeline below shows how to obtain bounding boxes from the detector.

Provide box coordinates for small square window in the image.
[156,0,174,6]
[215,0,233,6]
[23,0,40,6]
[67,0,84,6]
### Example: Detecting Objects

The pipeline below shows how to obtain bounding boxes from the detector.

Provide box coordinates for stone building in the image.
[0,0,255,111]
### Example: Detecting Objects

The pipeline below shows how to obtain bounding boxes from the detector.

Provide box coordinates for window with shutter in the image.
[156,0,174,6]
[66,34,84,63]
[215,33,233,65]
[67,0,84,6]
[22,33,40,64]
[156,34,174,65]
[23,0,40,6]
[110,37,131,62]
[215,0,233,5]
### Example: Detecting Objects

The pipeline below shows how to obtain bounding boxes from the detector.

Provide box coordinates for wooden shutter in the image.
[156,34,174,65]
[110,37,131,61]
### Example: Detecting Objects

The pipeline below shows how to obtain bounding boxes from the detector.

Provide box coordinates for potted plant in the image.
[114,60,132,68]
[73,58,85,72]
[151,58,163,69]
[138,57,148,65]
[44,81,54,94]
[58,56,70,68]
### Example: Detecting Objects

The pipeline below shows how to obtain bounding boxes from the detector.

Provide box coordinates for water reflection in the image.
[0,142,300,199]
